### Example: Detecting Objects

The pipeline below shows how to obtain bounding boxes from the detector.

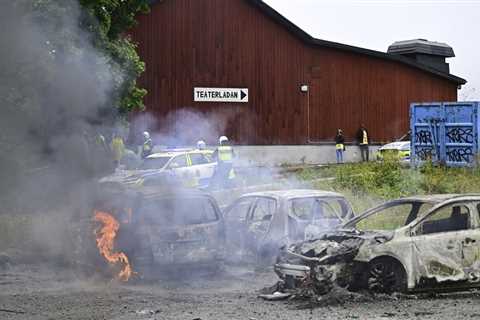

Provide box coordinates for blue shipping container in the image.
[410,102,480,167]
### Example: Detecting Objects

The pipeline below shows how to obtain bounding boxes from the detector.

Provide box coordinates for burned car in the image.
[123,188,225,271]
[223,190,354,262]
[275,194,480,294]
[91,183,225,279]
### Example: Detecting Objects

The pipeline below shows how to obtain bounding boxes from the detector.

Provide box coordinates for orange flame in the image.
[93,210,133,282]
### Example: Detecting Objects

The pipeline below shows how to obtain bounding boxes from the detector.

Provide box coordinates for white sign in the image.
[194,87,249,103]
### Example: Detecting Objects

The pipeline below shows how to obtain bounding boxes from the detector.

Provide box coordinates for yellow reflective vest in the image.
[111,137,125,162]
[217,146,233,162]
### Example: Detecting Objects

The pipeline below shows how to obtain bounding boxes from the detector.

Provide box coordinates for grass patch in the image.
[295,166,337,181]
[295,159,480,214]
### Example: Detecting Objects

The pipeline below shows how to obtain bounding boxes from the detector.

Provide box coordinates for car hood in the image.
[281,229,393,264]
[379,141,410,151]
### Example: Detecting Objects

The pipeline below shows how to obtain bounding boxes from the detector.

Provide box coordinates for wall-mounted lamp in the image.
[300,84,309,92]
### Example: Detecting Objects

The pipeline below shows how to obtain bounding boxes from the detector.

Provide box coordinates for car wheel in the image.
[367,258,407,293]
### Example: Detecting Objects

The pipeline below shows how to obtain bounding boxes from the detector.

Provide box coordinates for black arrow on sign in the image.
[240,90,247,100]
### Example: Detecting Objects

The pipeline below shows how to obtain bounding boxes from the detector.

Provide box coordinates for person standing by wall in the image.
[335,129,345,164]
[356,124,370,162]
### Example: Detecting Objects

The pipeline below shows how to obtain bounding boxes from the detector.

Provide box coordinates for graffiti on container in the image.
[446,147,473,163]
[446,127,473,144]
[416,147,435,161]
[415,130,433,145]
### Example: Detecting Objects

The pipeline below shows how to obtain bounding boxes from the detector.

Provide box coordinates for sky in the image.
[265,0,480,100]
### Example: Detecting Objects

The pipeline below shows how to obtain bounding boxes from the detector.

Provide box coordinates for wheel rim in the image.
[369,261,397,293]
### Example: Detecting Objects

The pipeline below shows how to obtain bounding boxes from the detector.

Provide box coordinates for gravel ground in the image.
[2,263,480,320]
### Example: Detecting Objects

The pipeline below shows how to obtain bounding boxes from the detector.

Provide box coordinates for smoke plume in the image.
[0,0,123,212]
[132,108,239,148]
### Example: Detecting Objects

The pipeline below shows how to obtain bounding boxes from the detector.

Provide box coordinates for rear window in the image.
[140,156,172,170]
[289,197,346,221]
[140,197,218,226]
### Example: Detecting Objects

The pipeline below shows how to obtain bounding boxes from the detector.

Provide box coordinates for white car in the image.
[377,133,411,163]
[102,149,217,187]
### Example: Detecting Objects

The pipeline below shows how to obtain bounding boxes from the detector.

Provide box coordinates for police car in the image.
[139,149,217,186]
[102,149,217,188]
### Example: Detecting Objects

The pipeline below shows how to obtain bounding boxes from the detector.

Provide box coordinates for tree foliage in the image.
[0,0,150,211]
[79,0,150,114]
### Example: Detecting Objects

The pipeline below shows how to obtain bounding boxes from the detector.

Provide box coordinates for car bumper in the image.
[274,263,311,279]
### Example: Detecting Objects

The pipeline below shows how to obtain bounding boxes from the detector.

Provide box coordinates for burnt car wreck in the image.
[273,195,480,297]
[223,190,354,264]
[78,182,226,280]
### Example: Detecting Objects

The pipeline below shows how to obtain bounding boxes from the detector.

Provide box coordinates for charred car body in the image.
[223,190,354,262]
[275,194,480,294]
[93,183,225,277]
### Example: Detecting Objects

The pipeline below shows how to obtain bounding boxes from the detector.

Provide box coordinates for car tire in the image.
[367,257,407,294]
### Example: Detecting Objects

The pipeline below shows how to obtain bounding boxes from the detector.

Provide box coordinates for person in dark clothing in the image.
[356,124,370,162]
[334,129,345,164]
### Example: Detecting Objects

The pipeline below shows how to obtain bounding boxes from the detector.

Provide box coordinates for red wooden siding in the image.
[130,0,458,145]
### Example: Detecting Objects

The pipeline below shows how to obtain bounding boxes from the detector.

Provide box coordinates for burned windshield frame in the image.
[288,197,347,221]
[344,200,435,230]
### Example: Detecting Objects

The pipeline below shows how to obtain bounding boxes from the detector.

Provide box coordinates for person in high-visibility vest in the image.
[211,136,235,188]
[111,132,125,167]
[356,124,370,162]
[334,129,345,164]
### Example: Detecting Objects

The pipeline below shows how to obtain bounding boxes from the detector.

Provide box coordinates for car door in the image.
[458,202,480,282]
[223,196,257,255]
[411,202,474,285]
[246,197,277,251]
[188,152,216,181]
[167,154,192,181]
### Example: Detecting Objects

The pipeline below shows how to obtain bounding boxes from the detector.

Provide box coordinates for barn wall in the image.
[130,0,458,145]
[307,47,458,142]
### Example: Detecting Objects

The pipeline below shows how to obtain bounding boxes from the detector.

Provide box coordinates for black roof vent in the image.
[388,39,455,73]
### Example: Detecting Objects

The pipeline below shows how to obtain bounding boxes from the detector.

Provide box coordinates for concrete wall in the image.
[151,144,381,167]
[235,145,381,166]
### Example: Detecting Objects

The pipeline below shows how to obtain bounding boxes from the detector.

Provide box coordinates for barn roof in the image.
[147,0,466,85]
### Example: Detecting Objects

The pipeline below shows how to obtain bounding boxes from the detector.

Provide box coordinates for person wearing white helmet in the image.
[219,136,228,144]
[211,135,235,188]
[141,131,154,159]
[196,140,206,150]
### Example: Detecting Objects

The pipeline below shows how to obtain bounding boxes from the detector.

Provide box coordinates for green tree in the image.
[79,0,150,114]
[0,0,150,211]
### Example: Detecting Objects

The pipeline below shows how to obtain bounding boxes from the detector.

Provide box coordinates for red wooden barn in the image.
[129,0,466,145]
